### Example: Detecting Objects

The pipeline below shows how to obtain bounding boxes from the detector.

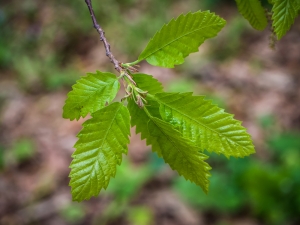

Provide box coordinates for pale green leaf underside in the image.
[154,92,255,158]
[235,0,268,30]
[63,71,120,121]
[138,11,226,68]
[69,102,130,202]
[272,0,300,40]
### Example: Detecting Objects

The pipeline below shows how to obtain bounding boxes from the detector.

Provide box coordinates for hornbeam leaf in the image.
[272,0,300,40]
[128,74,163,144]
[63,71,120,121]
[138,11,226,68]
[69,102,130,202]
[153,92,255,158]
[235,0,268,30]
[148,116,211,192]
[131,73,164,94]
[128,101,211,192]
[128,75,210,192]
[128,98,160,145]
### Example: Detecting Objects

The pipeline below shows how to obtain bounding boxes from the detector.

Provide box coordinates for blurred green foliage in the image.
[166,78,227,109]
[174,131,300,225]
[93,158,155,224]
[1,139,35,169]
[0,1,85,91]
[106,159,153,200]
[12,139,35,162]
[0,0,230,92]
[166,78,197,93]
[60,203,85,224]
[210,16,248,61]
[127,206,153,225]
[93,155,165,224]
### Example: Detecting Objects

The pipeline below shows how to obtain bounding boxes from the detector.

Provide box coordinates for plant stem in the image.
[122,60,141,67]
[84,0,121,72]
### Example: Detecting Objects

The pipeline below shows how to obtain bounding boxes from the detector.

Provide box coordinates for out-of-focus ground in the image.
[1,0,300,225]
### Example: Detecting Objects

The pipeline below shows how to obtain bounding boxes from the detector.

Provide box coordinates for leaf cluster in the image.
[235,0,300,40]
[63,11,255,202]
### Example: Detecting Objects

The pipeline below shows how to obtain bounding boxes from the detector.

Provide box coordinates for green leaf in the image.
[268,0,275,4]
[138,11,226,68]
[147,116,211,192]
[131,73,164,94]
[128,98,160,144]
[272,0,300,40]
[153,92,255,158]
[63,71,120,121]
[129,100,211,192]
[235,0,268,30]
[128,75,210,192]
[69,102,130,202]
[128,74,163,144]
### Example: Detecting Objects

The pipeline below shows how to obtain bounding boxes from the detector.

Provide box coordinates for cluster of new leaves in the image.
[235,0,300,40]
[63,11,255,202]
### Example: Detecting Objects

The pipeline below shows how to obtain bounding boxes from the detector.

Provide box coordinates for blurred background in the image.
[0,0,300,224]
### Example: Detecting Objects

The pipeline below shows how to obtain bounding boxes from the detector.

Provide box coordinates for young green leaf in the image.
[128,98,160,144]
[131,73,164,95]
[138,11,226,68]
[128,75,210,192]
[148,116,211,192]
[129,100,211,192]
[128,73,163,144]
[63,71,120,121]
[69,102,130,202]
[235,0,268,30]
[272,0,300,40]
[153,92,255,158]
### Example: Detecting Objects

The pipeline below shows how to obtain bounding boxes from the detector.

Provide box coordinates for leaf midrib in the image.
[139,18,223,61]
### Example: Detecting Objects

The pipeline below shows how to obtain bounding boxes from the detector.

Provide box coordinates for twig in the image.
[84,0,121,72]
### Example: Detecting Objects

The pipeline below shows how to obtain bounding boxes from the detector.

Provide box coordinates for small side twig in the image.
[85,0,121,72]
